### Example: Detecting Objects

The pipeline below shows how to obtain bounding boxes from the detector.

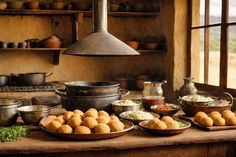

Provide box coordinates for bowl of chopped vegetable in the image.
[150,103,180,117]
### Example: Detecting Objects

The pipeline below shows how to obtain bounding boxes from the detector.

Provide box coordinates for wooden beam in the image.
[187,0,192,77]
[204,0,210,84]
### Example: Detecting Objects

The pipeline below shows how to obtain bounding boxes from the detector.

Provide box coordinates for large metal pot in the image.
[0,75,8,86]
[0,99,21,126]
[19,72,53,86]
[56,89,129,112]
[65,81,120,96]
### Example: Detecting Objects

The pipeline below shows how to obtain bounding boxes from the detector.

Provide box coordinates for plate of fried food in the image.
[139,116,191,135]
[39,108,134,140]
[190,110,236,131]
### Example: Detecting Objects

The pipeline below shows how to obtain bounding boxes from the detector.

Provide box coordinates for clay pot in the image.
[71,2,91,11]
[125,41,139,50]
[136,75,150,90]
[25,0,40,9]
[41,35,62,48]
[39,2,50,9]
[110,3,119,12]
[0,2,7,10]
[7,1,23,9]
[114,77,129,89]
[50,2,64,10]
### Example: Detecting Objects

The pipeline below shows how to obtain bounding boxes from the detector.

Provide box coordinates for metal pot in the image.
[55,89,129,112]
[19,72,53,86]
[0,75,8,86]
[65,81,120,96]
[0,99,21,126]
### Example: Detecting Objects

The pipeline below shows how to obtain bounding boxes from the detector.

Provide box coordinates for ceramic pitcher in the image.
[143,80,167,97]
[179,77,197,96]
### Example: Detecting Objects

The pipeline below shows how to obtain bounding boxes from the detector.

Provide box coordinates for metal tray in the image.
[39,117,134,140]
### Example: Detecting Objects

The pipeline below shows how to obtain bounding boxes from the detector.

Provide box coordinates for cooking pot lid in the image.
[65,81,119,87]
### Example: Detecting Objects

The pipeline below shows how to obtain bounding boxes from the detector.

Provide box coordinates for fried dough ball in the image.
[194,112,208,122]
[87,108,98,114]
[226,116,236,126]
[63,111,74,122]
[198,116,213,127]
[44,115,58,126]
[147,118,161,128]
[166,120,179,129]
[83,111,98,119]
[96,116,110,124]
[161,116,174,123]
[82,117,98,129]
[58,125,73,133]
[46,120,62,131]
[151,120,167,129]
[57,115,64,119]
[211,115,226,126]
[68,116,82,128]
[222,110,235,119]
[209,111,221,118]
[55,117,66,125]
[74,126,91,134]
[98,110,109,117]
[110,115,119,122]
[73,109,84,117]
[108,120,125,132]
[95,123,110,133]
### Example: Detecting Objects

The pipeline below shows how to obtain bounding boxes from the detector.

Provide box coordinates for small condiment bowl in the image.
[151,103,180,117]
[111,99,141,116]
[18,105,51,125]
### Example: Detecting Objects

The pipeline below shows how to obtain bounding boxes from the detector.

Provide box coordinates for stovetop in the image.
[0,84,56,92]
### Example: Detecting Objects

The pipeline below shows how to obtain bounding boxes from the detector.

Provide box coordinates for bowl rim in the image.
[150,103,180,111]
[111,99,141,107]
[18,105,51,113]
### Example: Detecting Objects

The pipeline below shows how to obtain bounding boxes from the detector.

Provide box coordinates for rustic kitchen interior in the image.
[0,0,235,157]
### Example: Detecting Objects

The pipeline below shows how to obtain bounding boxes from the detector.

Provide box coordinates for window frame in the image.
[187,0,236,96]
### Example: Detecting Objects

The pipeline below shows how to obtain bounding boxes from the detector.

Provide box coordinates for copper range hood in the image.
[63,0,139,56]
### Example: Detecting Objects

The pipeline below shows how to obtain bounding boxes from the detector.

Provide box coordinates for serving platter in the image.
[179,115,236,131]
[139,119,191,135]
[39,117,134,140]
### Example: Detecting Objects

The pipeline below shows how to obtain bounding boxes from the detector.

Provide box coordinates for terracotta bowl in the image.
[125,41,139,50]
[142,96,165,111]
[50,2,64,10]
[25,0,39,9]
[151,104,180,117]
[144,42,159,50]
[0,2,7,10]
[7,1,23,9]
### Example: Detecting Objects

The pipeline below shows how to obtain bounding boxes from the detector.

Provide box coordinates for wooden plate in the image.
[139,119,191,135]
[119,111,160,124]
[39,117,134,140]
[179,115,236,131]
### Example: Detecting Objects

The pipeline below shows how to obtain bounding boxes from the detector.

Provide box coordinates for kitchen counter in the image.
[0,125,235,157]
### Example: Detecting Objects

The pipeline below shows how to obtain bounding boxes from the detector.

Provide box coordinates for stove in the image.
[0,84,56,92]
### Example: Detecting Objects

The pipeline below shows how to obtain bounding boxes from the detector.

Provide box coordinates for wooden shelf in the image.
[0,9,159,17]
[0,48,66,65]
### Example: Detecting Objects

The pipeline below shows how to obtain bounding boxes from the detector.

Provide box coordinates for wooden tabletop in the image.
[0,125,236,155]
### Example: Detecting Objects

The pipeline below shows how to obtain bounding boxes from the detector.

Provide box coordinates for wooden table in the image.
[0,125,235,157]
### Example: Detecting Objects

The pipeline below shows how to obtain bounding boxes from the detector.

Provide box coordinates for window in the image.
[187,0,236,96]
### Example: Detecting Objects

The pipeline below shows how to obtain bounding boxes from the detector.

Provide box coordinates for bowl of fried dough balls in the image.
[194,110,236,128]
[39,108,134,140]
[139,116,191,135]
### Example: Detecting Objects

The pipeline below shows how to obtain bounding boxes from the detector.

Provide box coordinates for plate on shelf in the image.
[39,117,134,140]
[139,119,191,135]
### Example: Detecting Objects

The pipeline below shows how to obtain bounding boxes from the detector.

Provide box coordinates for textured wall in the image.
[0,0,188,101]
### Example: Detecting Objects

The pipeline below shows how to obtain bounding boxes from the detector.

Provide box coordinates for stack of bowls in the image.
[0,99,21,126]
[55,81,128,112]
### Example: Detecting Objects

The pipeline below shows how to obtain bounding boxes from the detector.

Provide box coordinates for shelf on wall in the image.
[137,49,165,54]
[0,9,159,17]
[0,48,66,65]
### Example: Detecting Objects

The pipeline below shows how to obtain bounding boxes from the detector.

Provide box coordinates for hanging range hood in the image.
[63,0,139,56]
